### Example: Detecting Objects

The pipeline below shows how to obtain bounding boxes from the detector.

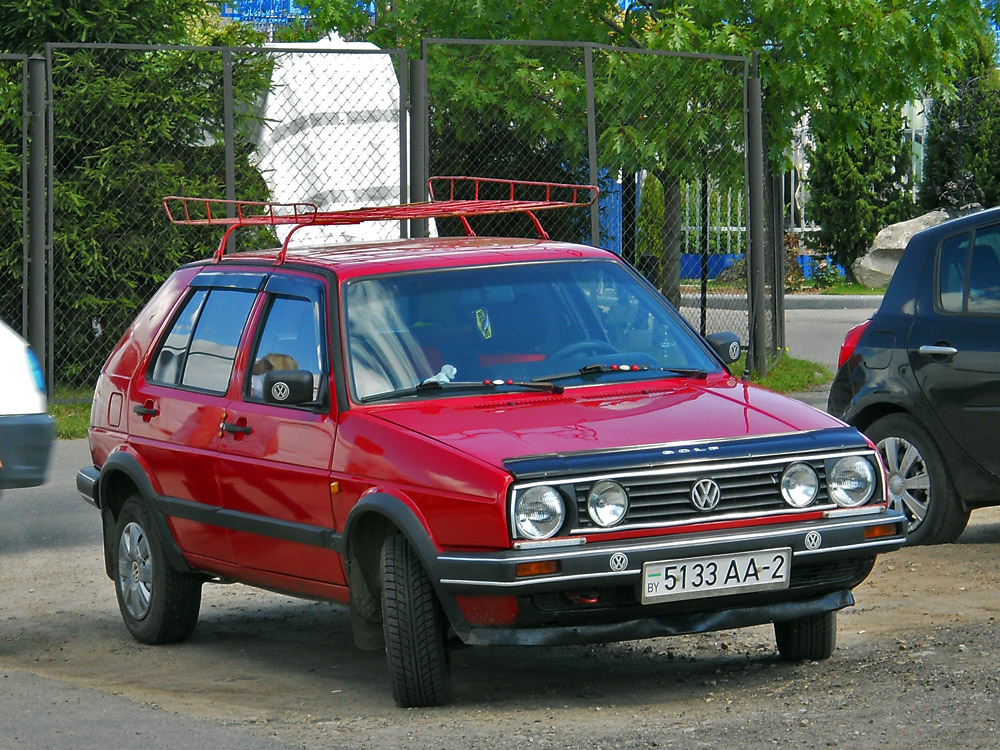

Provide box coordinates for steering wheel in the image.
[551,340,619,360]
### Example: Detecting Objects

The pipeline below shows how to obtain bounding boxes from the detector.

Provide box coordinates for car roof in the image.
[209,235,617,280]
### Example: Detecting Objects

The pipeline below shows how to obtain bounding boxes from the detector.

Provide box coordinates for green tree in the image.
[807,101,915,277]
[919,31,1000,210]
[304,0,994,309]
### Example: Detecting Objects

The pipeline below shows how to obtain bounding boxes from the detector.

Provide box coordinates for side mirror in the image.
[263,369,315,405]
[705,332,742,364]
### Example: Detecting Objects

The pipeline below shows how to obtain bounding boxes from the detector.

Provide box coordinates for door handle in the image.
[133,404,158,417]
[918,345,958,357]
[220,421,252,435]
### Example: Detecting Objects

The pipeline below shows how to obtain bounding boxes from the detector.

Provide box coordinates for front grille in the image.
[571,457,830,532]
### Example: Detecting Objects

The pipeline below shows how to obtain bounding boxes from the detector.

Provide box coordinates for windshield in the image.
[343,259,722,401]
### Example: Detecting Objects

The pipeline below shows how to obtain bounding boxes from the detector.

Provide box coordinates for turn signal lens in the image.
[515,560,559,578]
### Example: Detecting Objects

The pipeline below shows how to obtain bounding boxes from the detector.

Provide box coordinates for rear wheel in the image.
[112,497,202,645]
[381,534,451,707]
[774,611,836,661]
[865,413,969,545]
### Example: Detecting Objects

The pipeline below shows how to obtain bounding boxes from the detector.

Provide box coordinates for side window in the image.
[968,225,1000,313]
[938,226,1000,314]
[937,231,969,313]
[150,288,256,393]
[246,294,325,402]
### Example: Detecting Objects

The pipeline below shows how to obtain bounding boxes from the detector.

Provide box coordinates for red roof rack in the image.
[163,176,598,264]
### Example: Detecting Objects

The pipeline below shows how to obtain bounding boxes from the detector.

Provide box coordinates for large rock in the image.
[851,208,978,287]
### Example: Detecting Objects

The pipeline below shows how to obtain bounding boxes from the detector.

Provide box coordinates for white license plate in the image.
[641,547,791,604]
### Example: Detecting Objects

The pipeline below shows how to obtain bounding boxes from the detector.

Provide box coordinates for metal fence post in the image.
[222,49,236,253]
[27,55,46,379]
[747,53,767,377]
[409,56,428,239]
[584,45,600,247]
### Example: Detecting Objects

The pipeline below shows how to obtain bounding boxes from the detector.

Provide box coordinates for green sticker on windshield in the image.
[474,308,492,340]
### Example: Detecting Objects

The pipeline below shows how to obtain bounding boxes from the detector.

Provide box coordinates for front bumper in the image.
[436,507,905,646]
[0,413,55,490]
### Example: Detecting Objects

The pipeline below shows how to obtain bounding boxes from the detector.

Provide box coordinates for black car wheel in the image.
[112,497,202,644]
[381,534,452,707]
[866,414,969,545]
[774,611,836,661]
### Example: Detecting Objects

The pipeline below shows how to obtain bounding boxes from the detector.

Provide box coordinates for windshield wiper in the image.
[533,363,708,384]
[361,378,564,403]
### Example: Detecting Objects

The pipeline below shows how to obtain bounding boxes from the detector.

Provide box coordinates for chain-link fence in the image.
[422,40,757,348]
[44,43,407,395]
[7,40,774,396]
[0,54,27,336]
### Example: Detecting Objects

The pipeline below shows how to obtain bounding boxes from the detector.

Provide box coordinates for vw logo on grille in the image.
[270,382,290,401]
[690,478,722,512]
[609,552,629,572]
[805,531,823,550]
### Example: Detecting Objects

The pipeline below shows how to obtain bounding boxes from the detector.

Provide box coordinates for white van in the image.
[0,319,54,492]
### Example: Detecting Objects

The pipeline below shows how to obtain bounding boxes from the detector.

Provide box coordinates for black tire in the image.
[865,413,969,546]
[112,497,202,645]
[381,535,451,707]
[774,611,836,661]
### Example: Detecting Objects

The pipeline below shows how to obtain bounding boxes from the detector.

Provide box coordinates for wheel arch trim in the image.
[344,493,472,640]
[98,451,194,575]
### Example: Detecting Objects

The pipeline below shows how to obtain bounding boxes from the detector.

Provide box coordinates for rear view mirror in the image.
[263,370,314,405]
[705,332,742,364]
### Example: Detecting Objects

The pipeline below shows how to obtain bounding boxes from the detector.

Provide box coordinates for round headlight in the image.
[514,486,565,540]
[780,462,819,508]
[587,480,629,527]
[828,456,876,507]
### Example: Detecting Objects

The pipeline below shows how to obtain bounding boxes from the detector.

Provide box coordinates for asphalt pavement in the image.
[783,294,881,409]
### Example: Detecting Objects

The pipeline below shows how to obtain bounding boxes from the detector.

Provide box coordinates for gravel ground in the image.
[2,506,999,749]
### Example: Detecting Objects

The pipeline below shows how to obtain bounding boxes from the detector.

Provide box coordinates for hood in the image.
[367,375,846,469]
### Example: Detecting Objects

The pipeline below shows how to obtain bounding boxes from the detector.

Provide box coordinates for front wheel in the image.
[774,611,836,661]
[865,413,969,545]
[112,497,202,644]
[381,535,451,707]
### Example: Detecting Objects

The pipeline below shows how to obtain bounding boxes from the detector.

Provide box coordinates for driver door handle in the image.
[917,344,958,357]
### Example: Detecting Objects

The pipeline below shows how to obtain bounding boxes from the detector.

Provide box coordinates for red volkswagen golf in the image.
[78,178,905,706]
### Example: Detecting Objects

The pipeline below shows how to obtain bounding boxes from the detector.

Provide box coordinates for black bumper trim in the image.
[436,509,906,595]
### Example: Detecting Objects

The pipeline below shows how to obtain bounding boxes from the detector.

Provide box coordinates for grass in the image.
[730,352,833,393]
[810,281,885,295]
[49,388,93,441]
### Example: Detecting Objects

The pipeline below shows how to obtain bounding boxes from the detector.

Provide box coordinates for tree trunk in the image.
[656,169,682,308]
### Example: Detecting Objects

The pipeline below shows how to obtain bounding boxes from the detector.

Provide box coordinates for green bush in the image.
[807,100,915,276]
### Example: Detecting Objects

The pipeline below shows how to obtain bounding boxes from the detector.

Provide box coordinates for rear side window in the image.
[150,288,256,393]
[938,225,1000,314]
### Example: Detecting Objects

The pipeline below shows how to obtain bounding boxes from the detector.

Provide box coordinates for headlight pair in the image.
[779,456,876,509]
[513,480,629,540]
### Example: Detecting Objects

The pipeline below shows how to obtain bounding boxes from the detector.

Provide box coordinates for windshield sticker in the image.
[475,308,493,340]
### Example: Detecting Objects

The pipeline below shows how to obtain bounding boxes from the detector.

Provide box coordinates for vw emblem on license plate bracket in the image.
[804,531,822,550]
[609,552,629,572]
[690,478,721,512]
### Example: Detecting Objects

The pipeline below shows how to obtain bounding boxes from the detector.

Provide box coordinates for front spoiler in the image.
[464,589,853,646]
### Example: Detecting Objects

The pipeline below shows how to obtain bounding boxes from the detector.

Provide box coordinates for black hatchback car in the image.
[829,208,1000,545]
